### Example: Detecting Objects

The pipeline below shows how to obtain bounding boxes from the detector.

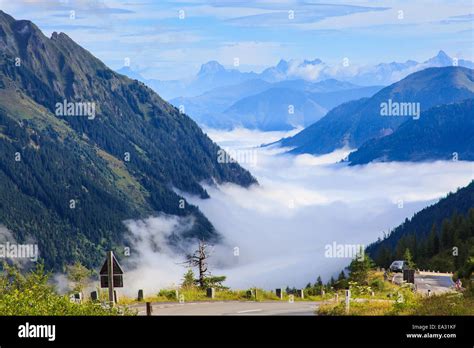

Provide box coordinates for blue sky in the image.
[2,0,473,80]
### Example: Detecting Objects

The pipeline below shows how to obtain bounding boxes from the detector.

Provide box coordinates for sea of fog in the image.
[122,128,474,294]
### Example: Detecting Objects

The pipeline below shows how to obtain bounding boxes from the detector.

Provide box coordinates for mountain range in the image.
[0,11,255,270]
[276,67,474,158]
[117,61,259,101]
[118,51,472,132]
[171,79,382,131]
[118,50,473,101]
[348,99,474,164]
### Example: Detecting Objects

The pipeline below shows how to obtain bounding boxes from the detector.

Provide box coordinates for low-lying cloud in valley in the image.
[121,215,196,295]
[122,128,474,293]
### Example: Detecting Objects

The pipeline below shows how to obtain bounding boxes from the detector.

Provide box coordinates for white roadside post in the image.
[107,251,114,307]
[345,289,351,314]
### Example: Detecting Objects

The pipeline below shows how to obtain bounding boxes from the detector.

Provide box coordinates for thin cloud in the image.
[226,3,387,27]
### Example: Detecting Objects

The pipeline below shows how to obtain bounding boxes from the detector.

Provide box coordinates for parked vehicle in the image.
[389,260,405,272]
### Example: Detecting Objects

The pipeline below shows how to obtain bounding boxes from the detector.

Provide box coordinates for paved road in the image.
[415,272,455,295]
[128,272,455,315]
[393,272,455,295]
[130,301,320,316]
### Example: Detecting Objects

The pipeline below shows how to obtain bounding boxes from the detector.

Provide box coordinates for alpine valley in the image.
[0,7,472,290]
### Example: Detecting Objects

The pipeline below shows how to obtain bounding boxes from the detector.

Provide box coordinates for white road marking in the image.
[236,309,263,314]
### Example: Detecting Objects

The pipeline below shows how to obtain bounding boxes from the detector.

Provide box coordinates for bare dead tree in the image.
[183,240,212,288]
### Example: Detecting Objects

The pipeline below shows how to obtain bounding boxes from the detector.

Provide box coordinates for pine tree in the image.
[334,270,348,289]
[181,269,196,289]
[348,251,374,285]
[440,219,452,249]
[337,271,346,281]
[468,208,474,236]
[376,245,393,268]
[428,224,440,255]
[403,248,415,269]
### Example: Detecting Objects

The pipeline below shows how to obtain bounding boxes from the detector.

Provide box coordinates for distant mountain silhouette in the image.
[348,99,474,164]
[118,50,473,100]
[171,78,382,131]
[277,67,474,155]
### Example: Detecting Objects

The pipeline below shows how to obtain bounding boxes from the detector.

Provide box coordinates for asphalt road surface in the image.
[131,301,320,316]
[393,272,455,295]
[129,272,455,315]
[415,272,455,295]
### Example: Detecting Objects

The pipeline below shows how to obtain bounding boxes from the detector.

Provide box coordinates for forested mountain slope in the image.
[0,11,256,270]
[348,99,474,164]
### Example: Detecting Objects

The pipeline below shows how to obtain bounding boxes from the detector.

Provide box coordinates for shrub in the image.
[0,263,132,316]
[157,289,178,300]
[370,278,385,292]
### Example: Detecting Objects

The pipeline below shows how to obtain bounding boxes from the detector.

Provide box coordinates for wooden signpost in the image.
[100,251,124,307]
